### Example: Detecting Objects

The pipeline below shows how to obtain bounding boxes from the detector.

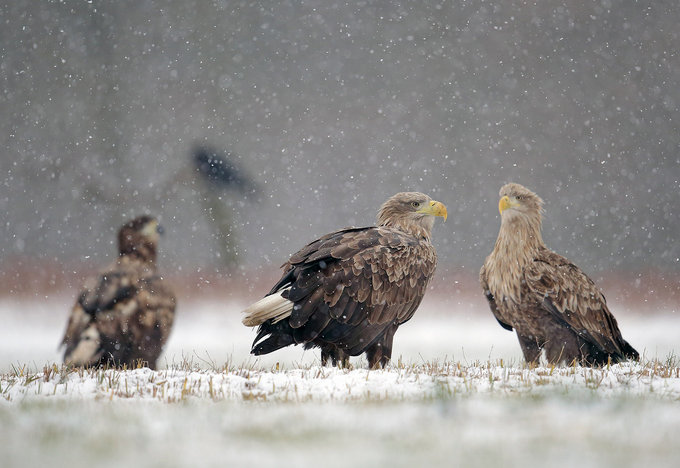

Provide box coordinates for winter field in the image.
[1,283,679,468]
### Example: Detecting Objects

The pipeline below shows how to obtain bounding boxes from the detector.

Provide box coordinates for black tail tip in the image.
[623,341,639,361]
[251,334,296,356]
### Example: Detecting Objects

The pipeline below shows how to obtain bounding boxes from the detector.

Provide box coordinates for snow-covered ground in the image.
[1,295,679,467]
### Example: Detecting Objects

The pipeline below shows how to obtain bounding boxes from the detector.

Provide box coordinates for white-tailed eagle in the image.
[480,183,638,365]
[61,216,176,369]
[242,192,447,368]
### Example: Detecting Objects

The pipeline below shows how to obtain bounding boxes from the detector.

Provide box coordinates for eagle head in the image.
[118,215,163,261]
[498,183,544,221]
[378,192,447,239]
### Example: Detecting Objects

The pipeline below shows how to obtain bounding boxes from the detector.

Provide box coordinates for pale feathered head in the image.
[492,183,546,256]
[377,192,447,239]
[498,183,544,224]
[118,215,162,262]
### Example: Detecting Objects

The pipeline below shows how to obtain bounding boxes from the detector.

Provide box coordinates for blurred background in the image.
[1,1,679,303]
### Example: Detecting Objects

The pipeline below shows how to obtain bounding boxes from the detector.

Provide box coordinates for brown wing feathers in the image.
[251,227,436,360]
[78,271,135,315]
[525,253,637,360]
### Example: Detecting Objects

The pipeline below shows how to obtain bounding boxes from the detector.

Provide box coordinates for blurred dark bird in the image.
[242,192,447,368]
[61,216,176,369]
[192,145,259,196]
[480,183,639,366]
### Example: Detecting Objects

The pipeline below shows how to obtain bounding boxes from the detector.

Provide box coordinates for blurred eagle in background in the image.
[192,145,259,196]
[61,216,176,369]
[242,192,447,368]
[480,183,638,365]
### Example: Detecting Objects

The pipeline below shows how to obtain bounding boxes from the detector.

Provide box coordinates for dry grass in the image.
[2,355,679,404]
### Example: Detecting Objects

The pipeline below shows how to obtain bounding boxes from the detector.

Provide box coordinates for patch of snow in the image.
[2,361,680,404]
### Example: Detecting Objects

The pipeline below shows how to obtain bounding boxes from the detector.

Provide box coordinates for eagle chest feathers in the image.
[484,245,535,307]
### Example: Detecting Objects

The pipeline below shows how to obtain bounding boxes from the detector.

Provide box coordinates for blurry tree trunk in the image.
[196,181,239,268]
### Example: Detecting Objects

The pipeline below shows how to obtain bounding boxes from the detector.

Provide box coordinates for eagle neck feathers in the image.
[377,209,434,242]
[486,212,544,304]
[119,243,157,265]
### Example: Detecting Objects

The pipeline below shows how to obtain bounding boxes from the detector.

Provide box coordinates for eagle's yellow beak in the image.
[419,200,447,221]
[498,195,511,214]
[498,195,521,214]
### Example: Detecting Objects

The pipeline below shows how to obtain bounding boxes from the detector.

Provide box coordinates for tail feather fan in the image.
[242,288,294,326]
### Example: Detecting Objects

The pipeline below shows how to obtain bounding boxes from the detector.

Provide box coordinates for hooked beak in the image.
[499,195,511,214]
[418,200,447,222]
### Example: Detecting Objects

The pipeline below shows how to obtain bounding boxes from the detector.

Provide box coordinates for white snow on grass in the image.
[1,296,679,468]
[2,360,680,404]
[1,361,680,468]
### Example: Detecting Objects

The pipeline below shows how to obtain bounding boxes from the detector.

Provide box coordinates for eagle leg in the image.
[517,334,542,366]
[365,326,397,369]
[321,346,350,368]
[365,344,389,369]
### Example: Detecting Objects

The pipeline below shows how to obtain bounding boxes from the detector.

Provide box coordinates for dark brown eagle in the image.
[242,192,447,368]
[480,183,638,366]
[61,216,176,369]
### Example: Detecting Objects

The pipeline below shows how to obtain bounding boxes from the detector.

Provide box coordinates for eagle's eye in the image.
[411,201,421,208]
[515,195,524,201]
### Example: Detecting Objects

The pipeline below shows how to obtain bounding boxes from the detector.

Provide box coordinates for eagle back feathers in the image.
[281,226,436,328]
[62,254,176,369]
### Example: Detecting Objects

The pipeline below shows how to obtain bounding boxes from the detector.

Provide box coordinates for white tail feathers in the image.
[242,289,294,327]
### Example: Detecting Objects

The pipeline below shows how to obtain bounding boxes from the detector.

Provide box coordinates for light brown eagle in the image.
[242,192,447,368]
[61,216,176,369]
[480,183,638,365]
